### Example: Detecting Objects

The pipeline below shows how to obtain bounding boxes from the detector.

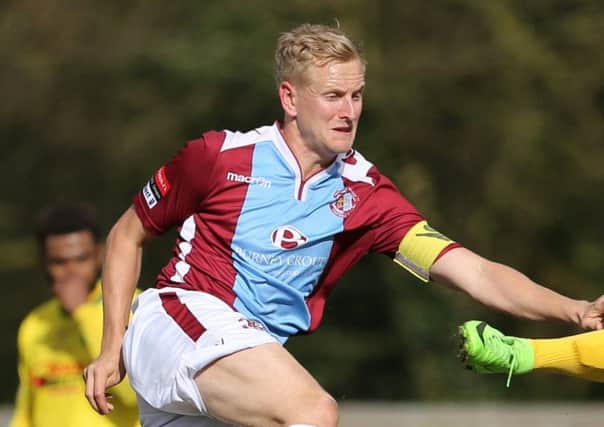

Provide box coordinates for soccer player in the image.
[11,203,140,427]
[83,23,604,427]
[459,320,604,385]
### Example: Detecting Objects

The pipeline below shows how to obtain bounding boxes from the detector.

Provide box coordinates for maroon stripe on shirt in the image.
[145,131,255,307]
[160,292,206,341]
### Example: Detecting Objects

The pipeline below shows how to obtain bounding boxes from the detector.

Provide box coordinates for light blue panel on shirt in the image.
[230,140,345,342]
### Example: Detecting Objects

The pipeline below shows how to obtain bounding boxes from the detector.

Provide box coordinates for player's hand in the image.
[83,350,126,415]
[579,295,604,330]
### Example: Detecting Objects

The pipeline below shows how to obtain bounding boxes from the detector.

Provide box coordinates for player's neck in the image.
[279,120,335,180]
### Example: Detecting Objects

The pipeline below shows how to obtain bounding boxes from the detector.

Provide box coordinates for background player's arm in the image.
[430,247,599,328]
[85,206,151,414]
[10,362,31,427]
[10,325,32,427]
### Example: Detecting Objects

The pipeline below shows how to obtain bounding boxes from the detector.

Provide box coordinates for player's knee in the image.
[283,390,338,427]
[307,391,338,427]
[319,392,339,426]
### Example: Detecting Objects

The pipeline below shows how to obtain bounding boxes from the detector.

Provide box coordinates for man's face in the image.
[292,58,365,160]
[44,230,102,299]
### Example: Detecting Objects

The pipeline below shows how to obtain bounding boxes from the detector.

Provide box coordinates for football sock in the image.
[530,329,604,382]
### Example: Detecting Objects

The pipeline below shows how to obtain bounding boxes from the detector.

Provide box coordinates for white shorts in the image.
[137,395,233,427]
[123,287,278,421]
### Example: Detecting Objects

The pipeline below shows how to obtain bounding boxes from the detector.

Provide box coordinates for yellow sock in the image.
[530,329,604,382]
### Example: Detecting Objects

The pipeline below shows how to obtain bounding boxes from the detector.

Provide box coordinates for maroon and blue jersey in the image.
[133,123,448,342]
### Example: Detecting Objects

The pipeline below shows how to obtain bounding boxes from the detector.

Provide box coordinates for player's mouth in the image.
[332,125,353,133]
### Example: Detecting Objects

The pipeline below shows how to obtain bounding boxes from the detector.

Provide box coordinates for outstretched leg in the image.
[459,320,604,384]
[532,329,604,381]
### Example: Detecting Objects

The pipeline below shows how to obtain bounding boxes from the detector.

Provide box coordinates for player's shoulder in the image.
[185,124,274,155]
[337,149,416,213]
[23,298,60,321]
[337,149,383,188]
[219,124,275,152]
[18,299,61,339]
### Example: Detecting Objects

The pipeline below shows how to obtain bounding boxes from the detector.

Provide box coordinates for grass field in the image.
[2,402,603,426]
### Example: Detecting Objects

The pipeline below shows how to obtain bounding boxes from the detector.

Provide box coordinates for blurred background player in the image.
[10,203,140,427]
[459,320,604,386]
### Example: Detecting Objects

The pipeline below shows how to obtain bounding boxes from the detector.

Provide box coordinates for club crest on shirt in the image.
[329,187,359,218]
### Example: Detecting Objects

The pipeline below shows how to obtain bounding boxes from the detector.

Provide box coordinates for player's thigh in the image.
[196,342,335,426]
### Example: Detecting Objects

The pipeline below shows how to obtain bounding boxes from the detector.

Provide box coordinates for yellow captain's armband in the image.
[393,220,454,283]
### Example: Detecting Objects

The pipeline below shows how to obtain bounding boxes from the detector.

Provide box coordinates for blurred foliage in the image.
[2,0,604,403]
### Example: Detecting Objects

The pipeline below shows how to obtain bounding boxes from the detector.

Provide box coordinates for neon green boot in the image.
[459,320,534,387]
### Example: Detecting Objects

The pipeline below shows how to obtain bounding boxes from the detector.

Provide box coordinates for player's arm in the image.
[74,297,138,407]
[10,362,31,427]
[430,247,601,328]
[84,206,151,415]
[10,325,32,427]
[101,206,147,367]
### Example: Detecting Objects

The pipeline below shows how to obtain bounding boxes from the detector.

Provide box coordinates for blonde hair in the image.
[274,23,365,86]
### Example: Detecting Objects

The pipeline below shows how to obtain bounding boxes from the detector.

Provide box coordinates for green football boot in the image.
[459,320,535,387]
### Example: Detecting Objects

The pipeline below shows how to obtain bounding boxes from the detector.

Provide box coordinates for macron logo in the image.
[226,171,272,189]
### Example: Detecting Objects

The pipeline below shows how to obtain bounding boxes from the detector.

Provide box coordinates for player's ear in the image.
[279,81,297,117]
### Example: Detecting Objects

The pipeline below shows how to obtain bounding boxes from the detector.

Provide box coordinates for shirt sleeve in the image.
[133,131,225,234]
[367,174,426,255]
[367,173,460,282]
[10,323,32,427]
